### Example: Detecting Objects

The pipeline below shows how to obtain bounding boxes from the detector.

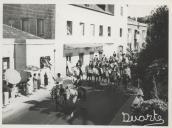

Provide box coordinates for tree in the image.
[136,6,168,100]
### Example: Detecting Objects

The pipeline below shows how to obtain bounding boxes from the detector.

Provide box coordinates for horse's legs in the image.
[108,77,110,84]
[55,95,58,111]
[94,75,96,83]
[99,75,101,82]
[97,76,99,82]
[106,77,109,84]
[88,74,90,81]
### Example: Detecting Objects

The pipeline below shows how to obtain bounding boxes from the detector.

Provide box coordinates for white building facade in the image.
[2,4,128,78]
[55,4,128,76]
[127,18,147,53]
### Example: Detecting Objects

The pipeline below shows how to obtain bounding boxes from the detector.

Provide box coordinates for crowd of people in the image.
[50,51,136,121]
[2,69,51,107]
[76,51,136,88]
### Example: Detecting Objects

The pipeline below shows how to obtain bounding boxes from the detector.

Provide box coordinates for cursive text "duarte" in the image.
[122,110,165,125]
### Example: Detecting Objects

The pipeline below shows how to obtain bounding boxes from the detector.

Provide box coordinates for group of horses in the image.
[50,56,132,121]
[84,57,132,87]
[66,57,132,87]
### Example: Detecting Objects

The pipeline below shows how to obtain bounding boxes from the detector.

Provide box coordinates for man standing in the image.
[44,73,48,87]
[37,73,41,89]
[33,73,38,92]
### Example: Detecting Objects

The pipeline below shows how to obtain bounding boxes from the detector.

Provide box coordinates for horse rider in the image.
[76,60,83,78]
[93,54,99,62]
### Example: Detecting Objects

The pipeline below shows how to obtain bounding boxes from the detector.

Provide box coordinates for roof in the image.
[3,24,42,39]
[128,18,147,27]
[71,4,114,16]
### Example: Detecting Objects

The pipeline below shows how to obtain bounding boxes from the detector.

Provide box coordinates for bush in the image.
[131,99,168,125]
[134,6,168,101]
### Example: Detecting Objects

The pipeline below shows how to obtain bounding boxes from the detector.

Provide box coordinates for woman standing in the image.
[27,74,33,95]
[37,73,41,89]
[33,73,38,92]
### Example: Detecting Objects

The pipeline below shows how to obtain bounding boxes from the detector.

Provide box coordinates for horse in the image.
[85,65,93,81]
[92,67,100,83]
[109,69,120,87]
[100,66,110,83]
[71,66,83,80]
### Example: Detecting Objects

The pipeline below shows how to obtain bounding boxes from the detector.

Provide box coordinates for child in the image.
[56,73,63,84]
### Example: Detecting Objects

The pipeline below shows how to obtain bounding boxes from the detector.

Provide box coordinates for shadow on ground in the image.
[24,81,129,125]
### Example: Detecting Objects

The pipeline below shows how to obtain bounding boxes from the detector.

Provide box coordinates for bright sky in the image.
[128,5,159,17]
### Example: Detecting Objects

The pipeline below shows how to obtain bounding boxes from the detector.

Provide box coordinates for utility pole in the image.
[53,49,56,77]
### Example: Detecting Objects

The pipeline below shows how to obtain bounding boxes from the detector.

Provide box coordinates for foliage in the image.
[137,16,150,24]
[135,6,168,100]
[131,99,168,125]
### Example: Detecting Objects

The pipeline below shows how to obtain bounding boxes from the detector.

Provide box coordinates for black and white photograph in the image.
[1,0,170,127]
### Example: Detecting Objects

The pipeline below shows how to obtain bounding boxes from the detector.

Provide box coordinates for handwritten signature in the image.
[122,110,165,125]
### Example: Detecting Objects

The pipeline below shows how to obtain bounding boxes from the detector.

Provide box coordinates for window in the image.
[120,28,122,37]
[21,18,30,32]
[40,56,51,68]
[66,56,71,62]
[120,6,123,16]
[37,19,44,36]
[118,45,123,53]
[134,30,137,39]
[127,43,132,50]
[108,26,111,36]
[2,57,10,80]
[97,4,106,11]
[80,22,85,36]
[8,19,15,27]
[142,30,146,39]
[67,21,72,35]
[79,53,84,65]
[99,25,103,36]
[90,52,94,60]
[90,24,95,36]
[114,5,115,15]
[84,4,90,7]
[128,28,132,43]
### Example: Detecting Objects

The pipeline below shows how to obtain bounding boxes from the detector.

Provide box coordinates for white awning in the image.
[64,43,103,56]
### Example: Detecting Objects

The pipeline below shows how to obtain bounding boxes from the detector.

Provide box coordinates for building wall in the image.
[55,4,127,46]
[2,4,128,77]
[127,18,147,52]
[55,4,128,76]
[3,4,55,39]
[14,43,26,71]
[1,39,15,70]
[26,39,55,70]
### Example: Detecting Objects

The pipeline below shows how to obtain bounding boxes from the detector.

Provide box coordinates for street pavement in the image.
[2,81,135,125]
